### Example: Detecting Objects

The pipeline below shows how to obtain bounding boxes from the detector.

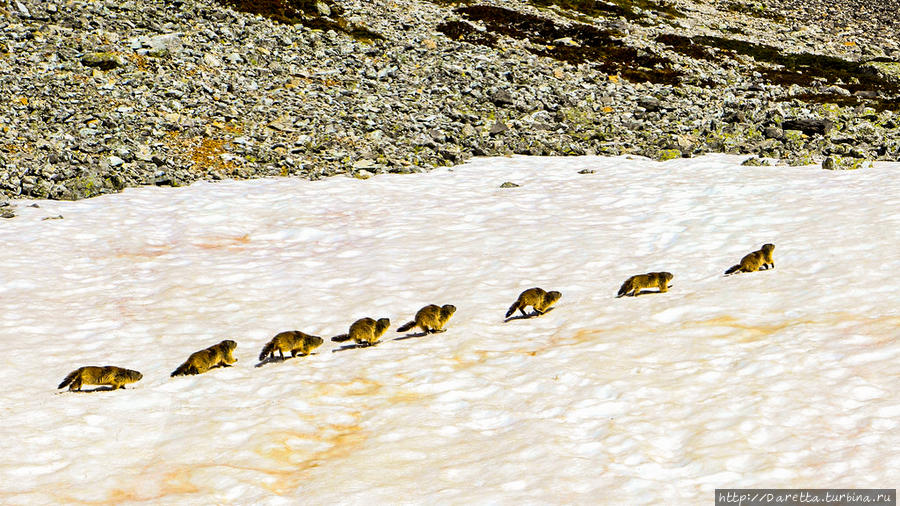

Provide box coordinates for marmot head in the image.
[375,318,391,331]
[761,243,775,254]
[545,291,562,305]
[308,335,324,347]
[440,304,457,317]
[221,340,237,351]
[659,272,674,282]
[122,369,143,383]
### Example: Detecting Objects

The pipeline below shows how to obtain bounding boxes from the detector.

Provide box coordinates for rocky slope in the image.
[1,0,899,201]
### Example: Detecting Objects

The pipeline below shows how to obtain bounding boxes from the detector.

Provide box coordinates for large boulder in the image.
[822,156,872,171]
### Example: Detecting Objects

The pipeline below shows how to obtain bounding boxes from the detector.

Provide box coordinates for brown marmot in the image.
[259,331,324,361]
[171,340,237,377]
[397,304,456,334]
[58,366,143,391]
[725,243,775,275]
[331,317,391,347]
[617,272,673,297]
[506,288,562,318]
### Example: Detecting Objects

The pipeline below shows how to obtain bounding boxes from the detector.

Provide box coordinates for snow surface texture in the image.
[1,155,898,504]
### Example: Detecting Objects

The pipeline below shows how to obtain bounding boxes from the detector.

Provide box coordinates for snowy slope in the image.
[0,155,897,504]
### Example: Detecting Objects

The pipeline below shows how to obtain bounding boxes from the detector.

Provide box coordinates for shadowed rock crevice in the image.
[439,5,680,84]
[531,0,683,23]
[217,0,383,42]
[656,33,900,111]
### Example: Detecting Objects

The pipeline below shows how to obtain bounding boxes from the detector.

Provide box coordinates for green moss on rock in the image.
[656,148,681,161]
[64,174,106,200]
[822,156,872,170]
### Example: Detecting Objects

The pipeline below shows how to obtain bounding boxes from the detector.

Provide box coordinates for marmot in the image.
[397,304,456,334]
[259,331,324,361]
[171,339,237,377]
[505,287,562,318]
[725,243,775,275]
[58,366,143,391]
[617,272,673,297]
[331,317,391,347]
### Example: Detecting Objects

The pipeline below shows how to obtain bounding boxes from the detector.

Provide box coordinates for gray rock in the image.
[489,121,509,136]
[741,156,770,166]
[202,53,222,67]
[764,126,784,139]
[822,156,872,170]
[822,85,851,96]
[637,96,660,112]
[14,1,30,18]
[553,37,577,47]
[147,33,183,56]
[491,90,515,106]
[674,134,696,152]
[352,158,376,169]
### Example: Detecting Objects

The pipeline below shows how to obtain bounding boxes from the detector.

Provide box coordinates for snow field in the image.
[0,154,897,504]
